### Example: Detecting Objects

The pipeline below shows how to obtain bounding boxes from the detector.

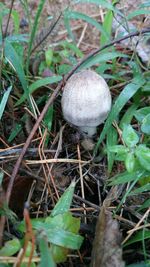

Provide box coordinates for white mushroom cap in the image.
[61,70,112,137]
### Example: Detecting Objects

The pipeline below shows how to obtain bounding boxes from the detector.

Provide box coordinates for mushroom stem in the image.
[79,126,97,137]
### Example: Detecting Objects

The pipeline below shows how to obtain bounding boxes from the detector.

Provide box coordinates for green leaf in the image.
[46,227,83,250]
[119,103,139,129]
[64,10,108,39]
[11,10,20,34]
[108,170,147,186]
[135,145,150,171]
[130,183,150,195]
[95,78,145,153]
[100,0,118,46]
[51,245,68,263]
[44,106,53,132]
[138,199,150,211]
[122,124,139,148]
[78,51,128,70]
[0,86,12,120]
[51,181,76,217]
[141,113,150,134]
[108,145,128,154]
[38,235,56,267]
[15,76,62,106]
[127,9,150,20]
[106,126,118,173]
[134,107,150,123]
[0,171,4,186]
[4,41,29,101]
[0,239,21,256]
[26,0,46,72]
[124,230,150,247]
[125,153,136,173]
[45,49,53,67]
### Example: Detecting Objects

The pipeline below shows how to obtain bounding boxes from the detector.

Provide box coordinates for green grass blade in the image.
[94,77,145,154]
[25,0,46,72]
[38,236,56,267]
[0,86,12,120]
[106,125,118,174]
[108,170,147,186]
[64,10,108,40]
[127,9,150,20]
[129,183,150,195]
[124,230,150,247]
[4,41,29,101]
[78,51,128,70]
[15,76,62,106]
[119,103,139,129]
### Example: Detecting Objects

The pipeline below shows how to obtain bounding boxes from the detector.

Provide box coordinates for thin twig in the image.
[31,13,62,54]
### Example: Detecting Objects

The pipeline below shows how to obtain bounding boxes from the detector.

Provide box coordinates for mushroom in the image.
[61,69,112,137]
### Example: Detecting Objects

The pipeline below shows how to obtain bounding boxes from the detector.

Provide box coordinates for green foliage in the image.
[18,182,83,265]
[0,239,21,256]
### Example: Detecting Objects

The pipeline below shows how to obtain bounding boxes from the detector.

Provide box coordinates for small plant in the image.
[108,124,150,174]
[0,181,83,266]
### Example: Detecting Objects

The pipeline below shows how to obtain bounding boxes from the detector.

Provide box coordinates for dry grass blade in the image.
[25,158,89,164]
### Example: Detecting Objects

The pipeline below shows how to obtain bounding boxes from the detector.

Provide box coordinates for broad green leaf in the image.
[141,113,150,134]
[135,145,150,171]
[129,183,150,195]
[125,153,136,173]
[78,51,128,70]
[108,170,147,186]
[127,9,150,20]
[38,236,56,267]
[106,126,118,173]
[108,145,128,154]
[46,212,81,234]
[0,86,12,120]
[51,181,75,217]
[134,107,150,123]
[46,227,83,249]
[124,230,150,247]
[122,124,139,148]
[0,239,21,256]
[4,41,29,101]
[51,245,68,263]
[95,78,145,154]
[15,76,62,106]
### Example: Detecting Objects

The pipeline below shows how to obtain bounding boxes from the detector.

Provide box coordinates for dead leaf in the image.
[91,204,125,267]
